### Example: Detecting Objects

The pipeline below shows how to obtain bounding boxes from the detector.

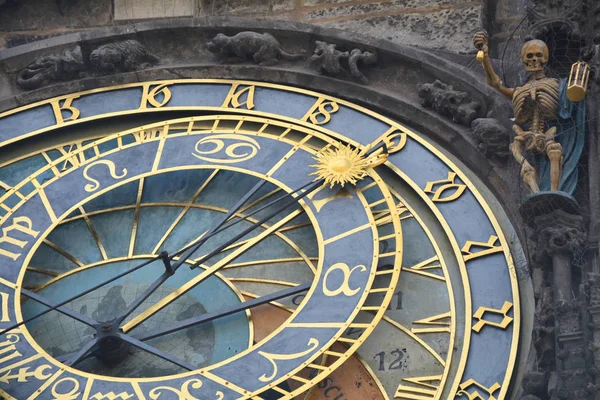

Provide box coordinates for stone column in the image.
[534,210,588,399]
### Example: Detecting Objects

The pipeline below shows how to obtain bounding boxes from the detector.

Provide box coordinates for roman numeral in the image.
[462,235,504,262]
[403,256,444,281]
[395,375,441,399]
[411,312,451,334]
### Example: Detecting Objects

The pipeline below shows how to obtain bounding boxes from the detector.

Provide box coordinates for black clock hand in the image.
[135,283,311,342]
[0,178,316,336]
[189,179,322,270]
[120,180,322,333]
[114,179,269,324]
[62,337,99,367]
[0,257,161,336]
[20,289,97,328]
[117,333,196,371]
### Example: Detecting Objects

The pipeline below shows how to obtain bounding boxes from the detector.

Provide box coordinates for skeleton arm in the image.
[473,32,515,99]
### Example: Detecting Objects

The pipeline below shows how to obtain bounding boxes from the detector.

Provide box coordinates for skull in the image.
[521,40,549,72]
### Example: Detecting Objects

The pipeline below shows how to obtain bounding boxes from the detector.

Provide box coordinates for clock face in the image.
[0,80,520,400]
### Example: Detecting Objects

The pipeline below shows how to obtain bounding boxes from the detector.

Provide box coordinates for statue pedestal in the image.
[520,191,580,227]
[520,192,589,399]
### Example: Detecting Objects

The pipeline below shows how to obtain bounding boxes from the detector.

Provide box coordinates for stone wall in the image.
[0,0,486,53]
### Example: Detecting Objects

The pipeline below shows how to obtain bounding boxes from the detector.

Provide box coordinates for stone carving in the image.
[521,371,548,400]
[348,49,377,84]
[470,118,511,160]
[16,40,158,90]
[473,31,587,195]
[309,41,348,76]
[17,45,85,90]
[525,208,590,400]
[89,40,159,73]
[206,32,303,66]
[308,41,378,84]
[527,1,583,41]
[536,224,585,260]
[418,80,481,126]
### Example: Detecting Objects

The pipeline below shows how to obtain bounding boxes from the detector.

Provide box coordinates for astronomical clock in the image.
[0,80,520,399]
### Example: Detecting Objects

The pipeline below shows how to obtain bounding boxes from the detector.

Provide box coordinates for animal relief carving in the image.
[207,32,303,66]
[17,40,159,90]
[419,80,481,126]
[308,41,378,84]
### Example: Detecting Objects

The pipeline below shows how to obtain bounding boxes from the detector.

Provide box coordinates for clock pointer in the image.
[0,177,313,337]
[63,284,312,369]
[120,180,323,333]
[115,176,322,325]
[113,178,269,324]
[135,282,311,342]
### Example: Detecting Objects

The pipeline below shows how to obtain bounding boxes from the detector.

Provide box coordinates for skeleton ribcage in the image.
[512,78,559,126]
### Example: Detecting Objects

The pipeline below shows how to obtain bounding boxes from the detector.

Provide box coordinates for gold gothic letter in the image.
[424,172,467,203]
[83,160,128,192]
[140,83,172,109]
[304,100,339,125]
[222,84,255,109]
[0,217,39,261]
[472,301,514,333]
[456,379,501,400]
[323,263,367,297]
[50,96,80,125]
[462,235,504,262]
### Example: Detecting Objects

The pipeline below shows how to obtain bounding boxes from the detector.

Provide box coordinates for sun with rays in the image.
[310,144,375,188]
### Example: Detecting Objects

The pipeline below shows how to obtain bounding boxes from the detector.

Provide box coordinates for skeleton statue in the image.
[473,31,563,193]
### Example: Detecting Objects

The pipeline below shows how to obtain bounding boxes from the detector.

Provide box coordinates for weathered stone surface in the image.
[419,79,481,126]
[115,0,195,20]
[0,0,111,31]
[89,40,159,73]
[471,118,510,160]
[17,45,84,90]
[15,40,158,89]
[318,7,484,53]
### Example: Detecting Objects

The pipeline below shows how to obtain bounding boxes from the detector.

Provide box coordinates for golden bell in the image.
[567,61,590,102]
[476,50,484,63]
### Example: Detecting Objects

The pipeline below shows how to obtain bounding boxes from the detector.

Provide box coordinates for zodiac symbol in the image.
[192,134,260,164]
[83,160,128,192]
[149,378,203,400]
[258,338,319,382]
[51,377,81,400]
[323,263,367,297]
[0,364,52,384]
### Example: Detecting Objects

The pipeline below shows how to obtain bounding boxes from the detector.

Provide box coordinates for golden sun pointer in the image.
[310,144,387,188]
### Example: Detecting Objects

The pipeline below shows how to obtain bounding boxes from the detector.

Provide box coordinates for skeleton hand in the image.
[473,31,489,53]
